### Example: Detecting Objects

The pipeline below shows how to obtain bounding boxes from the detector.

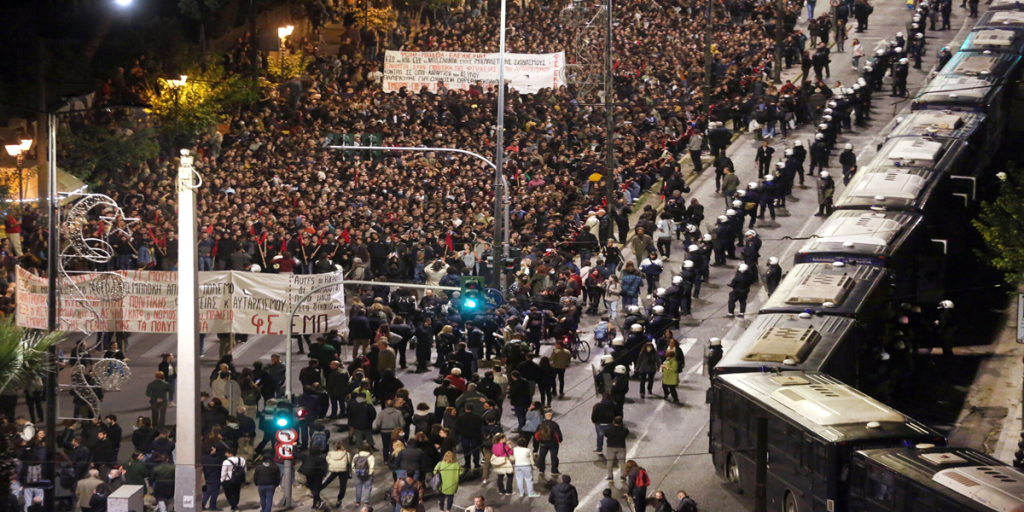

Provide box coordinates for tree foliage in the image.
[143,61,259,139]
[178,0,231,20]
[58,124,160,183]
[267,52,313,82]
[973,161,1024,285]
[0,319,63,504]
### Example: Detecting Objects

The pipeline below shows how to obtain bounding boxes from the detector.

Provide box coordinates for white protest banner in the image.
[15,267,347,335]
[382,50,564,95]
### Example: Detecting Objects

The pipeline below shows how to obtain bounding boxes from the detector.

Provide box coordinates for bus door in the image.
[807,436,831,511]
[916,239,948,305]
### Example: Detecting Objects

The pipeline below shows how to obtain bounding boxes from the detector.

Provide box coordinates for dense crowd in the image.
[36,0,821,290]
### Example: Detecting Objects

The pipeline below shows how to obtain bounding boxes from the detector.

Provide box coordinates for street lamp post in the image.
[278,25,294,78]
[5,138,33,203]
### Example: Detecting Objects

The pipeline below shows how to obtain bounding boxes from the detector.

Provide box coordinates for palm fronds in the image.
[0,318,63,394]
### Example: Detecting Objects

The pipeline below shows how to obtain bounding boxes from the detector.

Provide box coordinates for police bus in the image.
[759,261,892,321]
[912,52,1021,137]
[883,111,991,171]
[708,372,947,512]
[849,446,1024,511]
[711,313,880,390]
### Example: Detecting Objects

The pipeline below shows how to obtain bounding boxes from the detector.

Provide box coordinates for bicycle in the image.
[562,330,592,362]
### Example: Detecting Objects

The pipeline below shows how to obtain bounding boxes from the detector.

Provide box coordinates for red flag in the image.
[445,232,453,252]
[340,228,351,244]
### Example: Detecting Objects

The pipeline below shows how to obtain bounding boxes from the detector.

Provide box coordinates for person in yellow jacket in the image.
[433,450,464,512]
[661,350,680,403]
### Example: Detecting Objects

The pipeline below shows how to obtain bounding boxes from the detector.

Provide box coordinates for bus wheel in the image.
[784,491,799,512]
[726,454,741,487]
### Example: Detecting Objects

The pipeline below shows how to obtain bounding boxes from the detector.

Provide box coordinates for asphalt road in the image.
[25,4,986,511]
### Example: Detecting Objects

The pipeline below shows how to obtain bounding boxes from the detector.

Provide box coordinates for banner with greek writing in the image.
[15,267,347,335]
[382,50,565,95]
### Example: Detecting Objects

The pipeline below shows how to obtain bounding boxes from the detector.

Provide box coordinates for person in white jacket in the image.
[322,441,352,507]
[424,259,449,289]
[653,212,677,260]
[221,449,247,510]
[513,437,541,498]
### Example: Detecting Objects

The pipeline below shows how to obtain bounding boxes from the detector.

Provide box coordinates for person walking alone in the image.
[603,417,629,481]
[253,453,282,512]
[549,475,579,512]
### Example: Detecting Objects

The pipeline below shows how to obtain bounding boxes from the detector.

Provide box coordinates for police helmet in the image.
[899,57,909,64]
[748,182,758,190]
[768,256,779,265]
[745,229,757,237]
[828,101,837,108]
[784,148,793,156]
[823,108,834,115]
[897,31,904,37]
[863,65,873,72]
[738,264,749,272]
[819,123,829,130]
[726,209,737,216]
[939,300,954,309]
[656,287,668,297]
[815,133,824,140]
[653,305,665,314]
[765,173,775,181]
[823,115,832,121]
[845,143,853,150]
[631,323,643,332]
[672,275,684,285]
[732,199,743,208]
[614,365,627,374]
[776,161,785,169]
[915,33,923,38]
[794,140,803,147]
[602,354,615,363]
[686,224,697,233]
[683,260,695,269]
[895,47,903,53]
[710,337,722,347]
[820,171,830,178]
[717,215,728,223]
[688,244,699,252]
[628,305,641,314]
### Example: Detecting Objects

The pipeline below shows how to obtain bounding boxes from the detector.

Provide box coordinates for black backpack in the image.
[398,481,419,508]
[228,459,246,485]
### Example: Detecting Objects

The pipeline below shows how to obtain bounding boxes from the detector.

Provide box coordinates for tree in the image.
[973,162,1024,285]
[143,61,259,141]
[58,124,160,183]
[0,319,63,504]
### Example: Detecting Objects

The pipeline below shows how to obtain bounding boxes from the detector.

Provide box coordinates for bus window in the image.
[802,436,815,471]
[866,465,905,508]
[814,441,829,476]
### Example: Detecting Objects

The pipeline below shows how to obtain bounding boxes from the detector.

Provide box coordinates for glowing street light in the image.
[5,137,33,203]
[277,26,295,78]
[114,0,132,6]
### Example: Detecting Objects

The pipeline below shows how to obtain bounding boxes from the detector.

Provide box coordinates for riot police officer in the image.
[765,257,783,295]
[810,133,830,176]
[840,143,857,184]
[727,264,757,318]
[893,58,909,97]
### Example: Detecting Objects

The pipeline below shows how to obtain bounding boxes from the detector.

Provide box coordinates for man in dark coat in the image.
[549,475,580,512]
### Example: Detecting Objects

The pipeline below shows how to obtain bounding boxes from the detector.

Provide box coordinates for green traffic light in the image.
[464,298,478,309]
[276,417,290,427]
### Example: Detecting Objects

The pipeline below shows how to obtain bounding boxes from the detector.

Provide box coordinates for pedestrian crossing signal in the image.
[275,400,294,428]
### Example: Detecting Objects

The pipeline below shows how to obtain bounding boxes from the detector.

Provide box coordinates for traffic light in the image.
[460,276,486,314]
[274,400,294,428]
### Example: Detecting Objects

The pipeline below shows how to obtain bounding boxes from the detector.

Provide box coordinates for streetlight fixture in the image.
[277,25,294,77]
[114,0,132,6]
[6,137,34,203]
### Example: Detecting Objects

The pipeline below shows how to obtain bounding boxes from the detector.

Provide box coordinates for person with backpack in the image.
[639,253,664,295]
[433,450,464,512]
[352,444,376,507]
[220,448,246,511]
[299,446,329,509]
[534,419,562,478]
[390,473,425,512]
[624,461,651,512]
[322,441,352,507]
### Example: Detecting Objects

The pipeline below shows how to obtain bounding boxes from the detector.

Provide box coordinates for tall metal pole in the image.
[703,0,714,119]
[43,111,58,512]
[605,0,616,234]
[774,0,784,83]
[491,0,508,290]
[250,0,259,80]
[175,150,202,512]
